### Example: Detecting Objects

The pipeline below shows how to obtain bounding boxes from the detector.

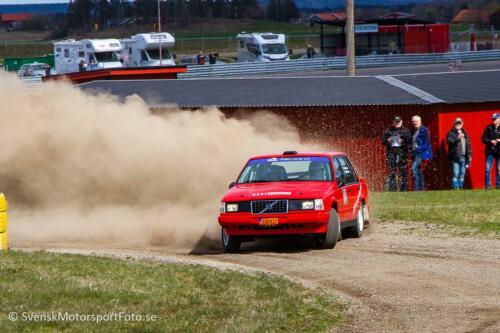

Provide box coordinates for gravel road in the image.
[14,222,500,333]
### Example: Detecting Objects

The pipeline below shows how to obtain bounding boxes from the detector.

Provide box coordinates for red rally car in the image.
[218,151,370,252]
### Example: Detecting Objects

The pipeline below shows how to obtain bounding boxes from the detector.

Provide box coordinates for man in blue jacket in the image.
[411,115,433,191]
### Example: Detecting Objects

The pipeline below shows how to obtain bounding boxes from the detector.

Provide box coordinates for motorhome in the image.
[54,39,122,74]
[121,33,175,67]
[236,32,289,62]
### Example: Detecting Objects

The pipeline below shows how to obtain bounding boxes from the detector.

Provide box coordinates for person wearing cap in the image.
[481,113,500,189]
[446,118,472,190]
[382,116,412,191]
[411,115,433,191]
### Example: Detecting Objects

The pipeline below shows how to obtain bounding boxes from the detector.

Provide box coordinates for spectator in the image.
[208,51,217,65]
[306,44,316,59]
[446,118,472,190]
[388,40,398,54]
[382,116,412,191]
[411,115,433,191]
[481,113,500,189]
[78,60,87,72]
[197,51,205,65]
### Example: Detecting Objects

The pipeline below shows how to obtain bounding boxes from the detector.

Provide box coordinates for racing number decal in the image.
[342,188,348,205]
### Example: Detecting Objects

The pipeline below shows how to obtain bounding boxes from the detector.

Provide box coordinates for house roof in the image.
[380,12,416,20]
[394,70,500,104]
[452,9,490,24]
[78,69,500,108]
[79,76,428,108]
[309,11,430,26]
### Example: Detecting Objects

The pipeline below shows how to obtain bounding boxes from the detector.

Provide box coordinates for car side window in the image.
[338,157,358,184]
[333,158,345,186]
[343,157,359,183]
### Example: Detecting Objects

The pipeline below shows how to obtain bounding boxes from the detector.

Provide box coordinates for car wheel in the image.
[221,227,241,253]
[350,205,364,238]
[316,209,340,249]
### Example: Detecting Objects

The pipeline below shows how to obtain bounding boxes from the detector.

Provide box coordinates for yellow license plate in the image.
[259,218,279,226]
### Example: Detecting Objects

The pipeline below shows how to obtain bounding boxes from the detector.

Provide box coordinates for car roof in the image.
[249,151,346,160]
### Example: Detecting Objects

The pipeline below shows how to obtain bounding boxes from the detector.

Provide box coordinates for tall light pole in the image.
[157,0,163,66]
[346,0,355,76]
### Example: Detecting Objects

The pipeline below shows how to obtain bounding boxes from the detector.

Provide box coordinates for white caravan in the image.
[54,39,122,74]
[236,32,289,62]
[121,33,175,67]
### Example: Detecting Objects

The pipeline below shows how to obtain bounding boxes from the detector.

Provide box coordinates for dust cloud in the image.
[0,73,321,247]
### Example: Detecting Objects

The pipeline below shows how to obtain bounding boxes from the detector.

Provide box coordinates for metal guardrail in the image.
[179,50,500,79]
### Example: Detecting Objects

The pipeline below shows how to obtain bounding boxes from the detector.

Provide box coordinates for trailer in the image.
[236,32,289,62]
[54,39,122,74]
[121,33,176,67]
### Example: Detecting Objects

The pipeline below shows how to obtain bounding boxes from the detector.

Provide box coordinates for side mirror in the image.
[229,181,235,189]
[289,49,293,55]
[173,54,177,59]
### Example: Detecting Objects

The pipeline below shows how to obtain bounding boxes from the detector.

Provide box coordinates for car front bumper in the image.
[218,211,330,236]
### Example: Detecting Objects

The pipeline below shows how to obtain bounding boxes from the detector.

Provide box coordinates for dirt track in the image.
[14,222,500,333]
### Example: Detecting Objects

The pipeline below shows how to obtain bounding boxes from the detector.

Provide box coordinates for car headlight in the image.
[226,203,239,212]
[301,201,314,210]
[219,202,226,213]
[314,199,324,211]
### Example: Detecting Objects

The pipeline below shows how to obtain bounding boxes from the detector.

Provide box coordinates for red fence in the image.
[222,102,499,191]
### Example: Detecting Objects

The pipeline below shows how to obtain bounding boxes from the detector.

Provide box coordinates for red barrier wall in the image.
[221,103,499,191]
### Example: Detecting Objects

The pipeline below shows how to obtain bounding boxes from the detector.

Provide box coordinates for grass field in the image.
[0,19,338,59]
[371,190,500,237]
[0,251,345,333]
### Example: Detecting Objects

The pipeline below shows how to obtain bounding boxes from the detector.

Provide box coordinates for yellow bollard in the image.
[0,193,8,251]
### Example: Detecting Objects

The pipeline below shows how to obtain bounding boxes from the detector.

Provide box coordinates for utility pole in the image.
[346,0,355,76]
[157,0,163,66]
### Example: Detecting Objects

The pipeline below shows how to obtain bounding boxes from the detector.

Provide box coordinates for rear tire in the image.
[316,209,340,249]
[221,227,241,253]
[350,206,364,238]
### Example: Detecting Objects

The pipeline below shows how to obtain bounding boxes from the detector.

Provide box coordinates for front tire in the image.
[221,227,241,253]
[316,208,340,249]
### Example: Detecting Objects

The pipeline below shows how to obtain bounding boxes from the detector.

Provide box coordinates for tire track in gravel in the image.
[14,222,500,333]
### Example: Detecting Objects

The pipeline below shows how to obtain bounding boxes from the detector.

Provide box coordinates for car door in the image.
[332,157,350,221]
[338,156,361,221]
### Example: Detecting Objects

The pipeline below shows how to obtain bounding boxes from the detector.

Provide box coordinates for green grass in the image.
[0,19,339,59]
[371,190,500,237]
[0,251,345,333]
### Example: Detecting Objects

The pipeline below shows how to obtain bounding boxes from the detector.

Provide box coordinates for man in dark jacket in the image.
[382,116,412,191]
[482,113,500,189]
[411,115,433,191]
[446,118,472,190]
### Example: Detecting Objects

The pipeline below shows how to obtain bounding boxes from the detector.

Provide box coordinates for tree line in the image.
[66,0,299,33]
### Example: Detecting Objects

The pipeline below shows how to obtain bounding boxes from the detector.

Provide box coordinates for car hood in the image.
[222,182,332,202]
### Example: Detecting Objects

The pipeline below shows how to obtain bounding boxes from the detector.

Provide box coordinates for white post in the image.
[157,0,163,66]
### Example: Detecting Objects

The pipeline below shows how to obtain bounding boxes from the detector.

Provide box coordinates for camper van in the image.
[54,39,123,74]
[236,32,289,62]
[121,33,175,67]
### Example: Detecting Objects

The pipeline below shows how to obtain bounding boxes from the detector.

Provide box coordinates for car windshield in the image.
[237,156,332,183]
[146,48,171,60]
[94,51,119,62]
[261,43,287,55]
[31,64,46,71]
